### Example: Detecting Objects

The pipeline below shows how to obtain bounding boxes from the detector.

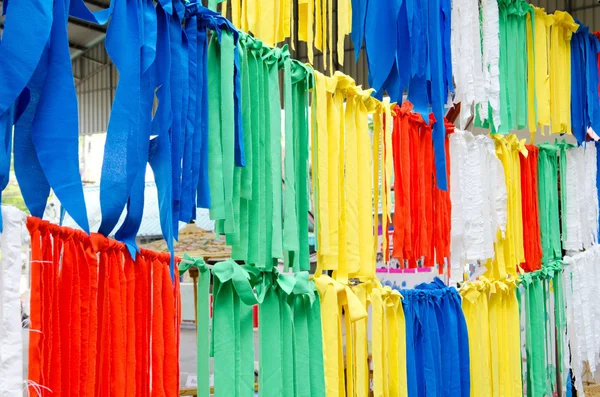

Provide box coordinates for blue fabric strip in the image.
[31,0,89,231]
[98,0,142,236]
[571,23,587,145]
[350,0,368,62]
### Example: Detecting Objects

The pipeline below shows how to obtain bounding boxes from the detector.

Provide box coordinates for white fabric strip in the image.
[564,245,600,394]
[480,0,502,129]
[0,205,26,397]
[449,130,507,284]
[563,145,598,251]
[451,0,485,129]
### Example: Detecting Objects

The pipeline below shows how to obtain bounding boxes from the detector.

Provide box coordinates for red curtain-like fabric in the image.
[520,145,543,272]
[26,217,181,397]
[391,102,452,273]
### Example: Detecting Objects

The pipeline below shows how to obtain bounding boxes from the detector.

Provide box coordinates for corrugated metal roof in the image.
[44,182,215,237]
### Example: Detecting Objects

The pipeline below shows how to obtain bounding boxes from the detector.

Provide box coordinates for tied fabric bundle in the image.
[184,257,325,397]
[449,130,507,283]
[460,277,523,397]
[401,278,470,397]
[519,145,543,273]
[223,34,312,272]
[0,206,26,397]
[314,276,408,397]
[518,261,566,397]
[26,218,181,397]
[391,102,452,271]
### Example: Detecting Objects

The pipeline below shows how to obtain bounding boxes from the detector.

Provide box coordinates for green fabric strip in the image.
[208,35,226,221]
[220,31,237,236]
[179,255,211,397]
[556,139,574,248]
[307,289,326,396]
[267,52,284,262]
[260,287,283,396]
[537,143,562,262]
[283,53,300,264]
[292,61,313,271]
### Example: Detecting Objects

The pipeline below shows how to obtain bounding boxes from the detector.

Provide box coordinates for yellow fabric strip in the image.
[533,7,552,130]
[315,0,323,51]
[337,0,350,66]
[353,284,370,397]
[314,71,331,268]
[335,91,348,281]
[325,90,341,270]
[371,287,384,397]
[315,277,340,397]
[372,109,382,263]
[549,11,578,134]
[355,99,375,280]
[345,97,361,276]
[487,135,527,279]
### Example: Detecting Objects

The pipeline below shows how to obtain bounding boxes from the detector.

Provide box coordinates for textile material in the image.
[0,206,26,396]
[550,12,579,134]
[485,135,527,279]
[26,217,181,397]
[451,0,485,129]
[364,0,452,191]
[391,103,452,271]
[563,246,600,394]
[449,130,507,282]
[519,262,563,397]
[533,8,553,130]
[313,71,377,281]
[315,276,408,397]
[402,278,470,397]
[537,143,563,263]
[495,0,531,133]
[563,145,599,251]
[519,145,543,272]
[461,277,523,397]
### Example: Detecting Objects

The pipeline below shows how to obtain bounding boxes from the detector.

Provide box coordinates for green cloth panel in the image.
[283,52,300,264]
[259,287,283,396]
[278,273,296,397]
[179,255,211,397]
[212,260,261,397]
[523,275,546,397]
[267,52,284,262]
[307,288,326,396]
[553,266,567,391]
[537,143,562,263]
[292,61,313,271]
[556,140,574,249]
[208,35,226,221]
[519,261,564,397]
[207,30,237,237]
[497,0,530,133]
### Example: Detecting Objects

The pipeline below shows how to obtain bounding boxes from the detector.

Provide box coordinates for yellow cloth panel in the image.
[549,11,579,134]
[533,8,553,129]
[461,278,522,397]
[313,71,378,280]
[487,135,527,279]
